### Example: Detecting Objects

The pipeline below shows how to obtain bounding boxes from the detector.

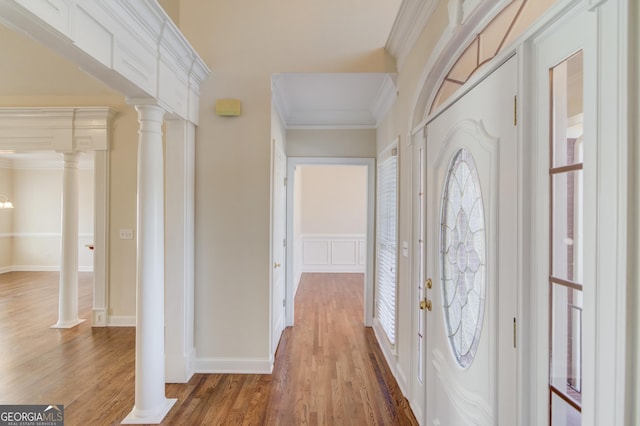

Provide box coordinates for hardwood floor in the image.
[0,271,416,425]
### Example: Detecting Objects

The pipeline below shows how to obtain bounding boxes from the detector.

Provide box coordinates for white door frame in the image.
[269,140,287,359]
[525,1,633,424]
[285,157,375,327]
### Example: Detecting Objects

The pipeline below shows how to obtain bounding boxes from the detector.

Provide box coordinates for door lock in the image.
[426,278,432,289]
[274,262,281,268]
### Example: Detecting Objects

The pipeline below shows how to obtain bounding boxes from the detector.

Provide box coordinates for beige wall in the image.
[106,108,139,318]
[299,165,367,235]
[180,0,399,361]
[287,129,377,158]
[0,166,94,271]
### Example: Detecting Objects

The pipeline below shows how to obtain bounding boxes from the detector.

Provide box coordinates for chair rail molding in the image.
[0,0,210,124]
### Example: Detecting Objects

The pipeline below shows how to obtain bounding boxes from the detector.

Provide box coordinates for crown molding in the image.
[371,74,398,126]
[0,107,115,152]
[0,0,210,124]
[385,0,439,71]
[286,109,377,129]
[271,75,292,128]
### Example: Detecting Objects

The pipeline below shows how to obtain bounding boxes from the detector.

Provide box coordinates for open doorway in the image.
[286,158,375,328]
[0,151,95,323]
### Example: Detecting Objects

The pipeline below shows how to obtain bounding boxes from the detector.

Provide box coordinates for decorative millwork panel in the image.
[0,0,210,124]
[0,107,115,152]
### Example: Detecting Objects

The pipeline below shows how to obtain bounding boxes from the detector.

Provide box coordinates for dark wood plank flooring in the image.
[0,271,416,425]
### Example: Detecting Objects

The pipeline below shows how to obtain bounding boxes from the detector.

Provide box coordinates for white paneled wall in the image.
[301,234,366,273]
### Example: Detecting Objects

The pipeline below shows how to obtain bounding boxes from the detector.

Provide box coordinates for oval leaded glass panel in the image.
[440,148,486,368]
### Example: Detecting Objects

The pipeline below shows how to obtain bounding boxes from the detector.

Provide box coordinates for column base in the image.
[122,398,177,424]
[50,318,86,329]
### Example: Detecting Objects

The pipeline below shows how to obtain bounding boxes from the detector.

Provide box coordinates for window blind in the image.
[376,147,398,345]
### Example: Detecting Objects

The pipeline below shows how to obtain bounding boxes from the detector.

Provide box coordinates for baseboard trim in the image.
[9,265,94,272]
[195,357,273,374]
[166,347,196,384]
[395,362,409,397]
[92,309,107,327]
[301,266,366,273]
[107,315,136,327]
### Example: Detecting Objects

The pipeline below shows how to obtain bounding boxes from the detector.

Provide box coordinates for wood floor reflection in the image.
[0,272,416,425]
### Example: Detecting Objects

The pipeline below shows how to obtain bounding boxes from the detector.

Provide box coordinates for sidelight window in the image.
[549,50,584,426]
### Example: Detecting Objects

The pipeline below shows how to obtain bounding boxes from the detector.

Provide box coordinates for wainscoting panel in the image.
[301,235,366,273]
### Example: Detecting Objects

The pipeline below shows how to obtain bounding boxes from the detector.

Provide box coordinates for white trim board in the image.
[107,316,136,327]
[194,357,273,375]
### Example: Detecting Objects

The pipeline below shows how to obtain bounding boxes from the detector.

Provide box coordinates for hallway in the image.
[0,272,416,425]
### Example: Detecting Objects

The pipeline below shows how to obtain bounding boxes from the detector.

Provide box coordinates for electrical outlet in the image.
[119,229,134,240]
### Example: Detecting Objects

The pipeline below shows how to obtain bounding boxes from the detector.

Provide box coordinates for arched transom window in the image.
[430,0,556,114]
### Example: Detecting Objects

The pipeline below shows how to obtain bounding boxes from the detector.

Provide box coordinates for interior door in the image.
[271,143,287,354]
[424,56,518,425]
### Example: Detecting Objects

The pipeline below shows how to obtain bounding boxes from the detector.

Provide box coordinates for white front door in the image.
[424,56,518,425]
[271,143,287,354]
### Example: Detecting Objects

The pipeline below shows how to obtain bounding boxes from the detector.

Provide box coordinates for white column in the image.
[123,103,176,424]
[52,151,85,329]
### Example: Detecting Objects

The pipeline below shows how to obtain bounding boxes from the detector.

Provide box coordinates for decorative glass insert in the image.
[440,148,486,368]
[430,0,557,114]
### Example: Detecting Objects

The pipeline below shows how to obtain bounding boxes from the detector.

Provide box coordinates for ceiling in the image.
[0,2,401,141]
[272,73,397,129]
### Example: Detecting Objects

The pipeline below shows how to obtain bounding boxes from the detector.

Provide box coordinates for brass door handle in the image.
[419,298,432,311]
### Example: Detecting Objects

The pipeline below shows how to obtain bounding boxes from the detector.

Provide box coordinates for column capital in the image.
[58,151,81,168]
[126,99,167,118]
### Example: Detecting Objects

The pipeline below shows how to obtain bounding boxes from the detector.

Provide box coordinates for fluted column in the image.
[123,103,176,424]
[52,151,85,329]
